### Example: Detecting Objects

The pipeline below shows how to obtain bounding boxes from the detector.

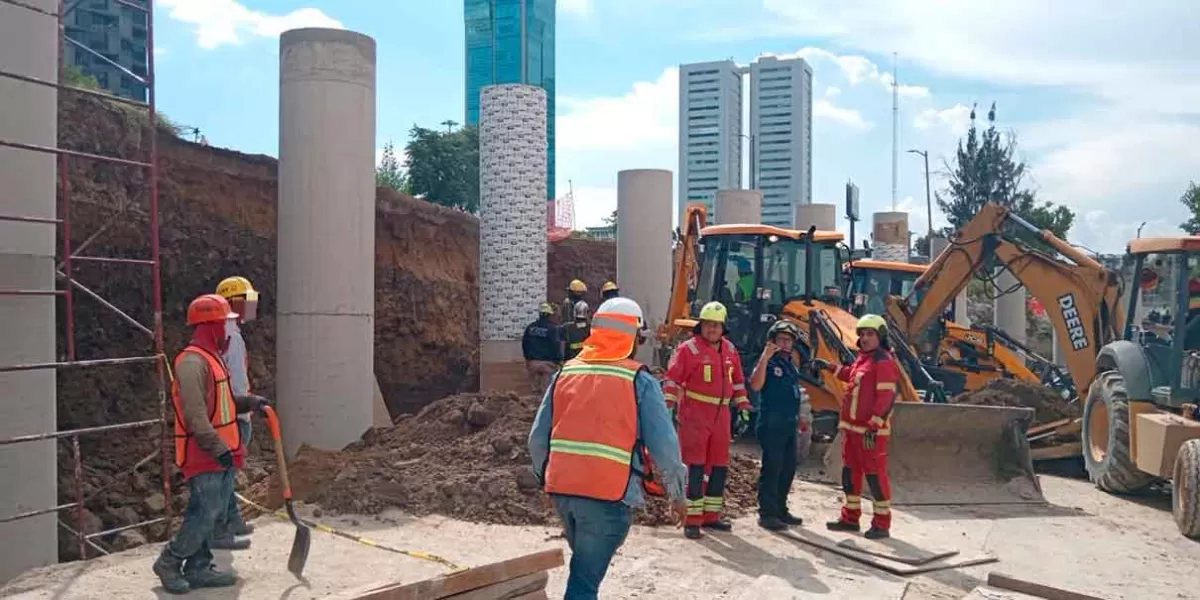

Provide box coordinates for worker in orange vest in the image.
[661,301,752,539]
[212,275,260,549]
[152,294,272,594]
[528,297,688,599]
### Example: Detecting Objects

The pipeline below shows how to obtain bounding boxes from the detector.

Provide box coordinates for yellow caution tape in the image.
[235,493,466,573]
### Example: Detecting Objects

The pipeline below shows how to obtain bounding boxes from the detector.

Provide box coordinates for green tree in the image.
[935,103,1075,241]
[603,209,617,236]
[1179,181,1200,234]
[61,65,101,90]
[404,124,479,212]
[375,141,410,193]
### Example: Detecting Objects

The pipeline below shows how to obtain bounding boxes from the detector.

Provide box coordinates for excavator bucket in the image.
[822,403,1045,505]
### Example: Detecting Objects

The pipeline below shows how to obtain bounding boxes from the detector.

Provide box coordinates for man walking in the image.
[748,320,809,531]
[529,297,688,600]
[212,275,259,549]
[522,302,563,395]
[153,294,271,594]
[661,301,752,539]
[814,314,899,540]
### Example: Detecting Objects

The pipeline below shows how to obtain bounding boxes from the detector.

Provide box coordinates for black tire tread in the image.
[1083,372,1156,493]
[1173,439,1200,538]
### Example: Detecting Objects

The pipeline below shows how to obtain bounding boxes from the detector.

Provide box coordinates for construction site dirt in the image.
[47,93,615,560]
[953,378,1081,425]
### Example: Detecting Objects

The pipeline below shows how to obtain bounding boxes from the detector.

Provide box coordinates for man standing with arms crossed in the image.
[529,297,687,600]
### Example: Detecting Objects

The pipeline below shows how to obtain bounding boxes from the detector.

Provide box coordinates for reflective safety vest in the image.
[545,357,648,502]
[171,345,241,472]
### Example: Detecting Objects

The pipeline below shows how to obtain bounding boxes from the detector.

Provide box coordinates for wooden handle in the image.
[263,406,293,500]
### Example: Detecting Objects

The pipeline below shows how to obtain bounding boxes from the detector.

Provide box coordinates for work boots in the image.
[864,527,890,540]
[780,512,804,526]
[684,525,703,540]
[757,516,786,531]
[825,519,860,532]
[230,521,255,536]
[210,535,251,551]
[152,552,190,595]
[702,519,733,532]
[185,565,237,589]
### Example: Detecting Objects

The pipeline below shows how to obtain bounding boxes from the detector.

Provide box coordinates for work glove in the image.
[251,395,274,413]
[863,430,877,451]
[216,450,234,469]
[734,409,751,437]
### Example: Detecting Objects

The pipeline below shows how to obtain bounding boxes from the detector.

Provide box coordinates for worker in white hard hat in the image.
[529,297,687,598]
[564,300,591,360]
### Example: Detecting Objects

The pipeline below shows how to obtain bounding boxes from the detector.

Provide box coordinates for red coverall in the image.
[832,348,900,531]
[662,335,750,527]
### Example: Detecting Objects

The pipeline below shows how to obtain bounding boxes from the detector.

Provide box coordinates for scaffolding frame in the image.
[0,0,171,561]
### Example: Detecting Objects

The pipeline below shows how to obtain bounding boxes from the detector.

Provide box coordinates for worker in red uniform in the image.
[661,301,752,539]
[814,314,899,539]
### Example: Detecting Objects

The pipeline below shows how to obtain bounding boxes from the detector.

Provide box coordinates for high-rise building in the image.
[677,60,744,221]
[464,0,556,200]
[65,0,148,102]
[749,55,812,228]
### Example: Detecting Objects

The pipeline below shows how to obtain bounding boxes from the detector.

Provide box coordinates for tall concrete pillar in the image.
[0,0,58,581]
[276,29,377,457]
[479,84,548,392]
[714,189,761,224]
[929,236,969,324]
[795,203,836,231]
[617,169,672,364]
[872,211,909,262]
[994,268,1027,348]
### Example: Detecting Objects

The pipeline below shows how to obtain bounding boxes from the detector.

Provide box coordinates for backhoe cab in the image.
[1083,237,1200,538]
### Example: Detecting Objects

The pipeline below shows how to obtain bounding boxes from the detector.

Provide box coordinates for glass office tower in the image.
[464,0,556,200]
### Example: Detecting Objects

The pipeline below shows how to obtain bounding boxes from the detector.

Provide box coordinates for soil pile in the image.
[247,392,758,527]
[953,378,1080,424]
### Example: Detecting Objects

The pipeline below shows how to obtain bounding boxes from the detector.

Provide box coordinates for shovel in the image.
[262,405,311,576]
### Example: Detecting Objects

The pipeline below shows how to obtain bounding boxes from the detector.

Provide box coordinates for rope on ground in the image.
[234,493,466,573]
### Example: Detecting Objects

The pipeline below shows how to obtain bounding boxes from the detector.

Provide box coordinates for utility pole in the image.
[908,149,933,241]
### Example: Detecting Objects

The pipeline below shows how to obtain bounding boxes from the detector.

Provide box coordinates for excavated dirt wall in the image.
[47,94,615,558]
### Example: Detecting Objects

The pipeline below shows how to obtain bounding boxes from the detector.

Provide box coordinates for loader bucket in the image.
[822,403,1045,505]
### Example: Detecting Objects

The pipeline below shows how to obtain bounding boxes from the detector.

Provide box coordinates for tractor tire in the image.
[1081,371,1157,494]
[1173,439,1200,538]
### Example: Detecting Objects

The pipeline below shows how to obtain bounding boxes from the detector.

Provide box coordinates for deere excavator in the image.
[657,203,1044,506]
[885,203,1200,537]
[848,259,1075,398]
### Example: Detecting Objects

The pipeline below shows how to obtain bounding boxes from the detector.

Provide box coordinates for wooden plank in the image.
[835,538,959,565]
[442,572,548,600]
[780,531,997,576]
[986,573,1105,600]
[1028,419,1072,436]
[510,591,548,600]
[347,549,564,600]
[1032,441,1082,462]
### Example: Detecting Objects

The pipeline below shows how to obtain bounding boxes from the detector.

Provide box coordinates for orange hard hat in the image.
[186,293,237,326]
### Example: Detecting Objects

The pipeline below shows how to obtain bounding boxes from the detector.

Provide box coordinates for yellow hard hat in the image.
[698,301,727,324]
[856,313,887,334]
[216,276,259,302]
[602,281,618,293]
[538,302,554,315]
[568,279,587,293]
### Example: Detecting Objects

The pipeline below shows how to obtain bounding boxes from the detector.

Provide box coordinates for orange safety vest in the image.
[171,345,241,469]
[545,357,653,501]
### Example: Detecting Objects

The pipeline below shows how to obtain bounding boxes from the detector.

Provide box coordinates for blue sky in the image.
[153,0,1200,253]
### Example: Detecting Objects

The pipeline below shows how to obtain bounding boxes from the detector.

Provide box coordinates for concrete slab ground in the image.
[2,475,1198,599]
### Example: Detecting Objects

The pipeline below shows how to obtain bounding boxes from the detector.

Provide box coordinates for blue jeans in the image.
[163,469,235,572]
[552,495,633,600]
[215,419,252,537]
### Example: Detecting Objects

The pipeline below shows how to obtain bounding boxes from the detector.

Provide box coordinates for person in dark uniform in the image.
[748,319,809,531]
[522,303,563,395]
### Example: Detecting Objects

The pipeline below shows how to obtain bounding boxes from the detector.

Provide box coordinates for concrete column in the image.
[994,268,1027,347]
[0,0,58,581]
[714,189,761,224]
[276,28,377,457]
[795,202,836,231]
[929,236,969,325]
[479,84,548,392]
[872,211,909,262]
[617,169,672,364]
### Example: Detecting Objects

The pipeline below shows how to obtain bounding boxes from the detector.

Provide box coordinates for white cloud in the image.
[570,186,619,230]
[814,99,872,131]
[557,68,678,151]
[913,104,972,136]
[559,0,594,18]
[771,47,931,98]
[158,0,343,49]
[824,86,841,98]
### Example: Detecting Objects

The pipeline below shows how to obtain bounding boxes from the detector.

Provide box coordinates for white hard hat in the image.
[596,297,643,324]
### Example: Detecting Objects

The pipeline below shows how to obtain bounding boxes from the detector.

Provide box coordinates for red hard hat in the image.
[186,293,237,326]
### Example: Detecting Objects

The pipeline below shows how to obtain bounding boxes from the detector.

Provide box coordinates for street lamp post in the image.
[908,148,933,242]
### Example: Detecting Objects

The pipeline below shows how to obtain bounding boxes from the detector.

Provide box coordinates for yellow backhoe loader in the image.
[656,203,1044,505]
[887,203,1200,536]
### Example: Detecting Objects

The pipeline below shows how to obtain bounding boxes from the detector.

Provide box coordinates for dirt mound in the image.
[954,378,1080,424]
[247,392,757,527]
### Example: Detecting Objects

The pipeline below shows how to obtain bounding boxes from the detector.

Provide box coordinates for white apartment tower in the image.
[677,60,743,220]
[749,55,813,228]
